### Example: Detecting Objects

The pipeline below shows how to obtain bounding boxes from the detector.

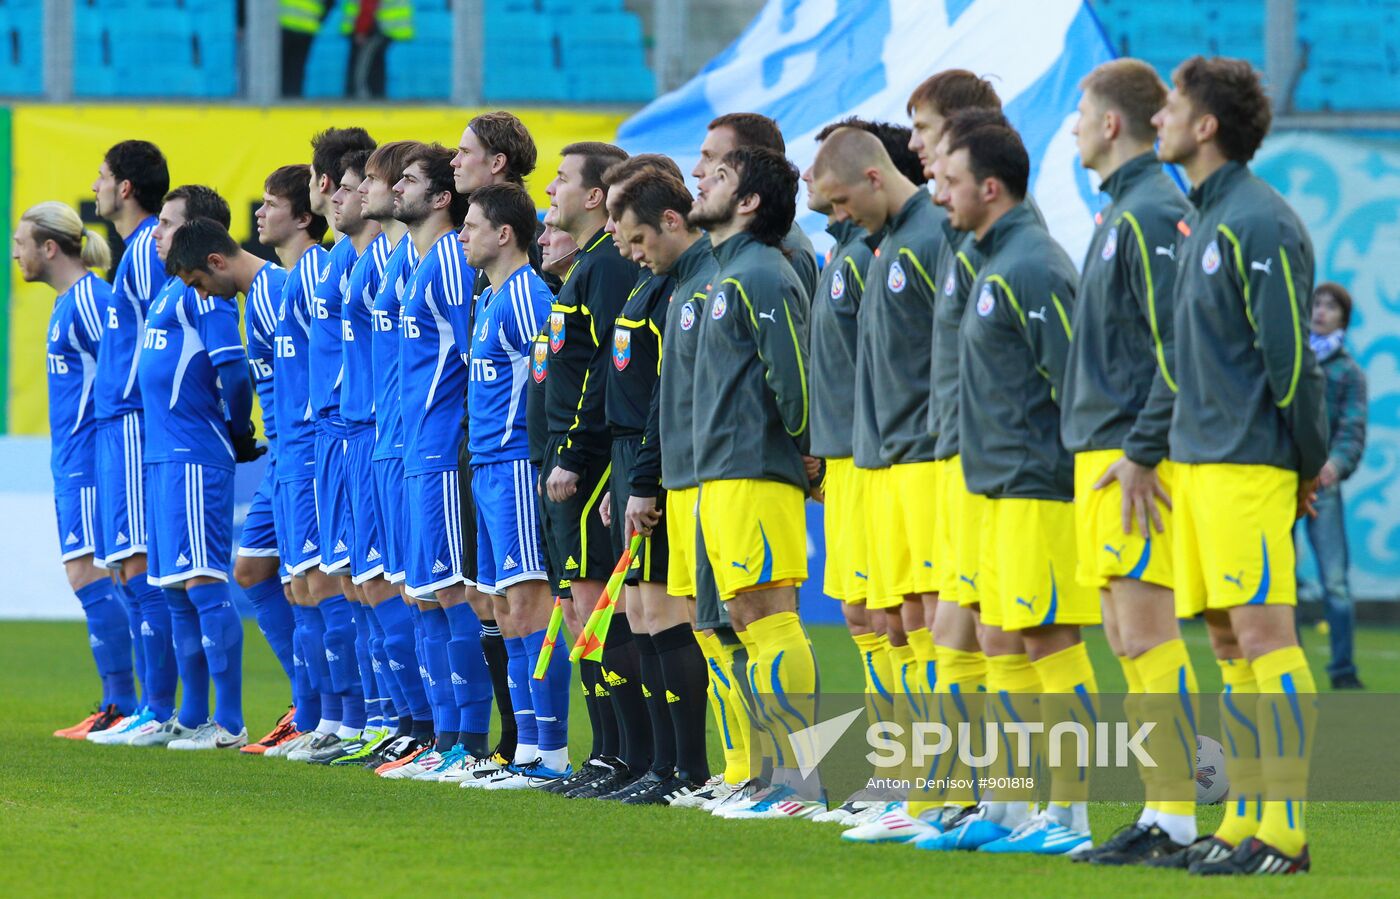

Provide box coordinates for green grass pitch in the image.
[3,618,1397,896]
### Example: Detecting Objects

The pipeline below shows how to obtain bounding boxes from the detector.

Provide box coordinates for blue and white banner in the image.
[619,0,1114,262]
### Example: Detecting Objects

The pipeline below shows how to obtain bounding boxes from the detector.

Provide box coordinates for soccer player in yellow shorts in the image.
[1060,59,1200,863]
[941,120,1100,854]
[689,143,821,819]
[1149,56,1327,876]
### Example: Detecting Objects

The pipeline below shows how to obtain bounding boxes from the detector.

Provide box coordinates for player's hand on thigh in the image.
[1095,456,1169,538]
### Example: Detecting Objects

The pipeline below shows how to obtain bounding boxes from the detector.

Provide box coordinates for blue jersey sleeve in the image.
[508,277,552,356]
[193,292,247,369]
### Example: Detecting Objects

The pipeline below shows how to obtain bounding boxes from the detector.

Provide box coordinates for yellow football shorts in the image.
[665,485,699,598]
[859,466,904,610]
[954,458,990,610]
[698,478,808,600]
[888,460,941,596]
[1073,449,1175,590]
[979,496,1099,631]
[822,457,868,603]
[1173,462,1298,617]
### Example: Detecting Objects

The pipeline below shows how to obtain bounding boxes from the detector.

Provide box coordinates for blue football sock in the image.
[351,602,378,728]
[289,607,321,731]
[245,577,295,682]
[411,606,433,709]
[300,604,329,692]
[165,588,210,728]
[524,627,571,753]
[504,636,538,752]
[420,606,455,735]
[115,582,147,707]
[317,594,358,695]
[366,610,400,727]
[443,603,493,740]
[374,600,432,723]
[188,582,245,734]
[76,579,137,713]
[128,574,176,720]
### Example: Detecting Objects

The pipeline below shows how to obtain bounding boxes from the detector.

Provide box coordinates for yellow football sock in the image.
[1116,654,1157,814]
[986,653,1042,804]
[1032,642,1099,807]
[732,628,775,779]
[853,630,894,722]
[1136,639,1200,818]
[1252,646,1317,856]
[907,626,938,695]
[1215,657,1262,846]
[746,611,819,775]
[934,646,987,805]
[698,631,750,784]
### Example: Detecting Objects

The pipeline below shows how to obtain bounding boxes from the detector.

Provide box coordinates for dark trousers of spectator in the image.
[282,28,316,97]
[347,31,389,99]
[1296,484,1357,680]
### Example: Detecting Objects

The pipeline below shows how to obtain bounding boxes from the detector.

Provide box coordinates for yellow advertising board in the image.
[8,104,625,435]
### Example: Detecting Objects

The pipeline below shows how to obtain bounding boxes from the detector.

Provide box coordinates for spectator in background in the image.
[1298,282,1368,689]
[346,0,414,99]
[280,0,330,97]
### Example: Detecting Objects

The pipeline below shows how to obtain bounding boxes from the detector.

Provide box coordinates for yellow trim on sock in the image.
[986,653,1041,694]
[1118,654,1143,693]
[1031,641,1099,694]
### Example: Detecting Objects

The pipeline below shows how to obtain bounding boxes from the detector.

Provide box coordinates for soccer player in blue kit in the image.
[86,140,172,735]
[459,182,571,789]
[134,185,260,750]
[160,216,299,754]
[14,202,132,740]
[386,144,495,781]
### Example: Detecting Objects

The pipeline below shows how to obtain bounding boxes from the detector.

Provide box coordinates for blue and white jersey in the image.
[399,231,474,476]
[135,277,246,470]
[273,244,329,481]
[310,236,357,421]
[372,235,419,461]
[342,232,390,426]
[96,215,165,420]
[47,272,107,481]
[468,263,551,464]
[245,261,287,445]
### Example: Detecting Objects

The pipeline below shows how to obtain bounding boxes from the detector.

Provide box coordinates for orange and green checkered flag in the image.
[531,597,566,681]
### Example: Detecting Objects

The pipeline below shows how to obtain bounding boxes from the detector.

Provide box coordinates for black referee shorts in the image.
[608,435,669,586]
[540,434,616,593]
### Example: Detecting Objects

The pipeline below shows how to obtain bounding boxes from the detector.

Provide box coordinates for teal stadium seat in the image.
[0,0,45,95]
[72,0,236,98]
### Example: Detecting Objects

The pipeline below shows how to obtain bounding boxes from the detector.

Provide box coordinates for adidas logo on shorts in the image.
[333,540,347,554]
[116,531,128,545]
[302,539,317,553]
[565,555,578,570]
[202,635,215,649]
[176,553,191,567]
[66,532,80,545]
[431,559,448,574]
[389,659,405,671]
[503,555,518,570]
[367,547,381,562]
[140,622,155,637]
[451,672,467,685]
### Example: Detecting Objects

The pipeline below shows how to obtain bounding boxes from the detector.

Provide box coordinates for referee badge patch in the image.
[1101,226,1118,261]
[831,270,845,300]
[679,302,697,331]
[531,340,548,382]
[943,270,955,296]
[1201,239,1222,275]
[887,260,907,293]
[613,328,632,371]
[549,311,565,352]
[976,283,995,317]
[712,291,728,320]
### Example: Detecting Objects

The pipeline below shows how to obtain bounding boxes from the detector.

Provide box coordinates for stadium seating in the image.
[70,0,238,98]
[0,0,45,96]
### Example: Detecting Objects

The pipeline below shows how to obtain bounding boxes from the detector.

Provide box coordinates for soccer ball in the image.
[1195,735,1229,804]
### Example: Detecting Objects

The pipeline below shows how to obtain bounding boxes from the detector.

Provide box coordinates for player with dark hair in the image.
[384,144,495,782]
[84,139,171,737]
[457,182,571,789]
[906,69,1002,179]
[309,127,376,224]
[162,218,301,755]
[133,185,257,750]
[254,164,334,760]
[694,114,817,298]
[1149,55,1324,877]
[17,201,132,741]
[1062,58,1199,864]
[938,123,1098,854]
[799,123,885,827]
[537,141,649,798]
[687,146,820,819]
[816,117,927,187]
